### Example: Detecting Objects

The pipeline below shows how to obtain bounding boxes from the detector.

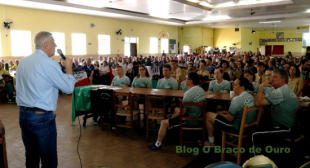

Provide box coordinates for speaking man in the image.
[16,31,76,167]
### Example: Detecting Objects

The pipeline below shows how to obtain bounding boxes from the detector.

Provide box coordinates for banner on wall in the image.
[297,26,309,33]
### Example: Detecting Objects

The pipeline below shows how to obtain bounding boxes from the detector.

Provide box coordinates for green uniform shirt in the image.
[263,86,275,95]
[247,82,259,95]
[228,91,257,131]
[265,84,299,128]
[156,77,178,90]
[182,86,206,127]
[111,76,130,87]
[132,77,152,88]
[208,80,231,92]
[179,81,189,91]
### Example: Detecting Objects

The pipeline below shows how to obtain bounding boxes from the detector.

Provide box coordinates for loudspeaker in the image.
[235,28,239,32]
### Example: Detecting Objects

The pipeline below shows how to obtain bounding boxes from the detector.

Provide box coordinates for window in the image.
[11,30,31,56]
[150,37,158,54]
[72,33,86,55]
[161,38,168,53]
[52,32,65,55]
[124,36,136,56]
[183,45,190,54]
[98,35,110,55]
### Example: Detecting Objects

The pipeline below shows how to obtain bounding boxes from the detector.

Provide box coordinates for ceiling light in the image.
[259,21,281,23]
[187,0,200,2]
[216,2,236,7]
[239,0,257,5]
[307,9,310,13]
[203,15,230,21]
[199,1,212,7]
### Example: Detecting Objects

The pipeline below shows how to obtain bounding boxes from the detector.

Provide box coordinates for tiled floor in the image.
[0,94,197,168]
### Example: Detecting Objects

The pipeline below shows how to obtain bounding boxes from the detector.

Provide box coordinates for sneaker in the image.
[204,141,215,147]
[117,107,122,111]
[146,144,162,151]
[111,127,115,130]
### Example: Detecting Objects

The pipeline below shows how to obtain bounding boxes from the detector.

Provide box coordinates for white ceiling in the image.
[0,0,310,30]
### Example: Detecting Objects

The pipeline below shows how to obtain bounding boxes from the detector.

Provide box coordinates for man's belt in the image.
[20,106,48,112]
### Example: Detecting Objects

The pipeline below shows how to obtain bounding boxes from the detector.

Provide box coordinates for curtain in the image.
[265,46,272,56]
[272,45,284,55]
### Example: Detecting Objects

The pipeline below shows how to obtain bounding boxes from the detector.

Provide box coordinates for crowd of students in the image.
[64,50,306,157]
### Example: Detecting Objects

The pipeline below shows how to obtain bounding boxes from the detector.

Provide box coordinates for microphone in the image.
[57,49,66,60]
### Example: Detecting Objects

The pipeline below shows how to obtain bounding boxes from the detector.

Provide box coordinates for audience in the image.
[253,69,299,155]
[204,77,257,147]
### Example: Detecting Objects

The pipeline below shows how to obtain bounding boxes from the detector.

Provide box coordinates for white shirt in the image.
[99,65,110,73]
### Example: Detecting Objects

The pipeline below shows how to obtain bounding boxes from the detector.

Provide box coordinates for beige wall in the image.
[0,6,178,61]
[178,26,213,51]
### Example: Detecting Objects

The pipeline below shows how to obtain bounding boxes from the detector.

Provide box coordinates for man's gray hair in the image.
[273,69,289,84]
[34,31,53,49]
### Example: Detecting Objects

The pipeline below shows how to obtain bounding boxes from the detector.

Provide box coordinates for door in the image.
[265,45,272,56]
[130,43,137,56]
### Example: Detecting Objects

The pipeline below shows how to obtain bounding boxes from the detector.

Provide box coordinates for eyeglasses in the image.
[139,69,145,71]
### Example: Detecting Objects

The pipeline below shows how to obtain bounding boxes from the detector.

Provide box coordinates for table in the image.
[212,92,232,101]
[90,85,220,99]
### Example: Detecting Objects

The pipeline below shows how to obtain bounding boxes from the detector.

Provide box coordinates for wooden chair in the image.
[145,95,168,141]
[179,100,206,146]
[0,90,7,104]
[221,106,263,165]
[113,91,140,139]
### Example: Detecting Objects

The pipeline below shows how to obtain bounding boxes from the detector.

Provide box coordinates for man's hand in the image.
[63,58,73,75]
[260,80,272,88]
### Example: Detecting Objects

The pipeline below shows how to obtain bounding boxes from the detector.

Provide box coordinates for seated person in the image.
[208,69,231,93]
[73,60,83,69]
[220,60,233,81]
[288,64,303,96]
[157,64,178,90]
[147,72,206,151]
[263,69,275,95]
[0,75,15,103]
[170,60,181,80]
[132,65,152,111]
[204,78,257,146]
[179,68,196,91]
[10,59,19,70]
[111,66,130,87]
[243,70,259,96]
[254,62,266,84]
[205,57,215,78]
[253,69,299,155]
[82,58,95,85]
[8,60,14,69]
[197,60,211,79]
[99,61,110,85]
[111,66,131,111]
[0,63,9,75]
